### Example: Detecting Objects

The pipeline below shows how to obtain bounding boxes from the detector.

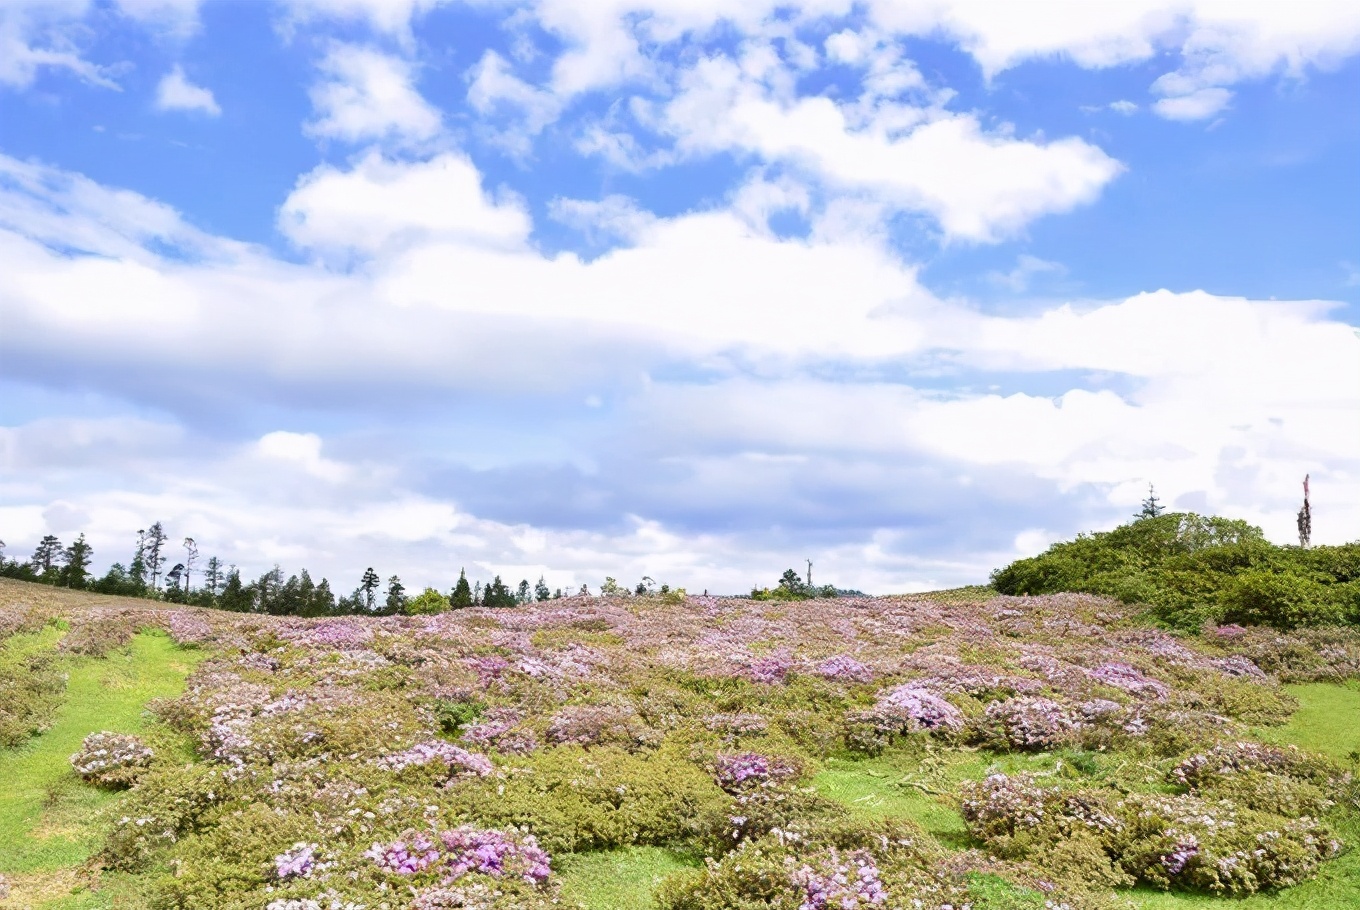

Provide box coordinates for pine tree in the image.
[145,521,169,590]
[450,569,474,608]
[360,567,381,613]
[254,566,284,614]
[61,534,93,589]
[312,578,337,616]
[182,538,198,592]
[218,569,251,612]
[30,535,64,580]
[385,575,407,614]
[1136,484,1166,520]
[516,579,531,604]
[203,556,224,596]
[534,575,551,602]
[483,576,514,608]
[130,530,149,594]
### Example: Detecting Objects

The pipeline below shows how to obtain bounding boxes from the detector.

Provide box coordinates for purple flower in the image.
[366,831,440,875]
[1161,838,1201,875]
[274,842,319,880]
[816,655,873,683]
[374,741,494,777]
[1088,663,1169,700]
[438,826,551,886]
[793,849,887,909]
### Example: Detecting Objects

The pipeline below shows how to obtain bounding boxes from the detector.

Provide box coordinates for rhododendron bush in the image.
[13,585,1353,909]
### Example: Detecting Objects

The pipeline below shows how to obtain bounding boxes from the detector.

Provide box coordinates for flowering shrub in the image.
[0,645,64,747]
[70,731,155,788]
[366,826,550,887]
[440,826,552,886]
[274,842,321,879]
[959,773,1052,839]
[58,614,138,657]
[815,655,873,683]
[792,848,887,909]
[373,740,494,778]
[979,696,1081,750]
[714,752,799,792]
[366,830,441,874]
[845,685,963,752]
[544,703,657,750]
[1087,663,1169,699]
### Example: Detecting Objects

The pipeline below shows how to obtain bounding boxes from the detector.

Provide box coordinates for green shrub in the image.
[444,745,728,853]
[991,512,1359,631]
[0,643,65,746]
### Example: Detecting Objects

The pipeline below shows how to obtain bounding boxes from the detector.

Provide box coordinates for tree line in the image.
[0,524,587,617]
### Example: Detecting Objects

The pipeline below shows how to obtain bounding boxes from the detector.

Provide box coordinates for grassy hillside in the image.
[2,578,1358,910]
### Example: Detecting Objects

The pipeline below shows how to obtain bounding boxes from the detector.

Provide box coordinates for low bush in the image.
[0,643,65,746]
[70,731,156,788]
[444,745,728,853]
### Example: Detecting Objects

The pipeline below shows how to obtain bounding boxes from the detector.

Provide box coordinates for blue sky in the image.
[1,0,1358,595]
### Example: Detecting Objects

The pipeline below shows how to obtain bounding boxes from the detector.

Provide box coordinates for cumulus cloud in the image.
[2,151,1357,595]
[306,44,442,144]
[654,51,1121,242]
[155,65,221,115]
[279,152,532,257]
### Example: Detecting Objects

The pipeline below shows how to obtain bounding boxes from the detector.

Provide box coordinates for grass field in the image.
[0,627,203,908]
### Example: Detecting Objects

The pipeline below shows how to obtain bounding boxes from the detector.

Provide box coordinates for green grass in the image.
[0,628,202,894]
[556,846,701,910]
[1125,680,1360,910]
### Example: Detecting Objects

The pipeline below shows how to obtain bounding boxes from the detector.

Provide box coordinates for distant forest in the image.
[0,523,847,616]
[0,522,577,616]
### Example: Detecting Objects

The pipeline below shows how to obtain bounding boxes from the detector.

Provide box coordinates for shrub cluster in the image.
[70,731,156,788]
[991,512,1360,630]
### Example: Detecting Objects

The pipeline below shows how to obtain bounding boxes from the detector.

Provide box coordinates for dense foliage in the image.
[991,512,1360,630]
[4,581,1359,909]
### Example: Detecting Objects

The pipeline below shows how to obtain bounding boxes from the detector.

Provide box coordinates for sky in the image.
[1,0,1358,597]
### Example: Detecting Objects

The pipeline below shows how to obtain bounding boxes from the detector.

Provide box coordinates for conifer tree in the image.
[145,521,169,590]
[30,535,63,578]
[203,556,224,596]
[450,568,474,608]
[1137,484,1165,519]
[62,534,93,589]
[534,575,551,601]
[218,569,251,612]
[385,576,407,614]
[516,579,531,604]
[360,567,381,612]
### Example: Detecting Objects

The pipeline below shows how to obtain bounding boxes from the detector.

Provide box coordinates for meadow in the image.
[1,576,1358,910]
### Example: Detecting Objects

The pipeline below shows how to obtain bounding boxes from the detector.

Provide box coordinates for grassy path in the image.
[0,628,202,905]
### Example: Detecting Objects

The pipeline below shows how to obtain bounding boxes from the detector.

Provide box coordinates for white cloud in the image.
[1152,86,1231,121]
[256,431,349,483]
[3,153,1358,593]
[467,50,563,148]
[279,151,532,257]
[306,44,442,144]
[1108,100,1138,114]
[987,254,1065,292]
[155,65,220,116]
[0,1,120,90]
[656,52,1122,242]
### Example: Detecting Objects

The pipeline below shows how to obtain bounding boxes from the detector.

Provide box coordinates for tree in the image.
[311,578,337,616]
[30,535,64,579]
[182,538,198,592]
[406,587,449,615]
[360,568,381,613]
[144,522,169,590]
[129,530,149,594]
[253,566,284,614]
[600,577,626,596]
[450,569,474,608]
[164,562,186,599]
[203,556,225,596]
[516,579,531,604]
[1137,484,1166,520]
[218,569,251,612]
[482,576,514,608]
[534,575,551,602]
[62,534,93,589]
[385,575,407,614]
